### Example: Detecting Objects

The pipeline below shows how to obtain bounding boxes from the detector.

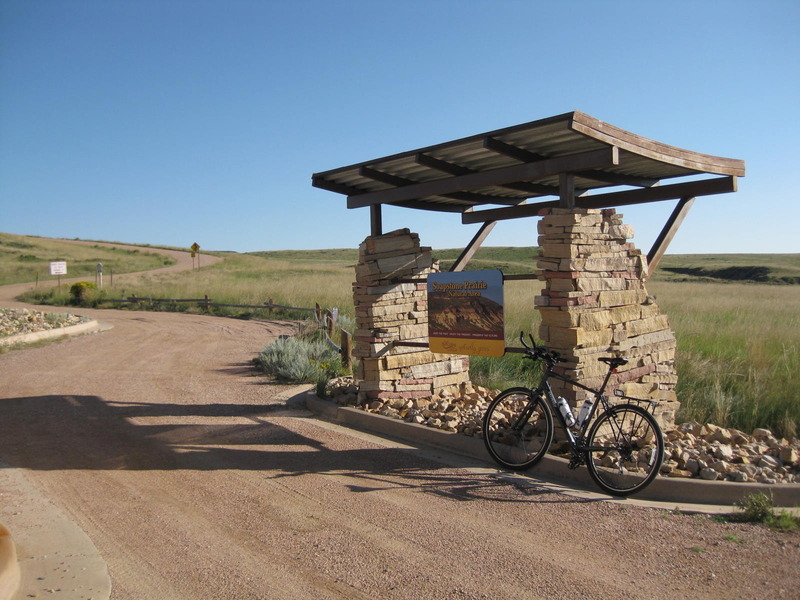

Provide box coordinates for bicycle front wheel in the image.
[585,404,664,496]
[482,387,553,470]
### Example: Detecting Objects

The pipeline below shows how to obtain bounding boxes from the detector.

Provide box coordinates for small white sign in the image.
[50,261,67,276]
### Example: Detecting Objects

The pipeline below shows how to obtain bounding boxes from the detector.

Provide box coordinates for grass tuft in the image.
[722,492,800,531]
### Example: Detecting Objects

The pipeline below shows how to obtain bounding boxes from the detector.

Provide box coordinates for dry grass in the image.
[649,281,800,438]
[9,241,798,438]
[0,232,173,285]
[101,253,354,317]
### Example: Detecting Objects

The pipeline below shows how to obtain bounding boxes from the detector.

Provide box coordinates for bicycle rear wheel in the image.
[585,404,664,496]
[482,387,553,470]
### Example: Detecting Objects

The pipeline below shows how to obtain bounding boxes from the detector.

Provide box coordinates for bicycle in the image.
[482,333,665,497]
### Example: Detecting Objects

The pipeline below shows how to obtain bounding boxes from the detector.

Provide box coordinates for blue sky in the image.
[1,0,798,254]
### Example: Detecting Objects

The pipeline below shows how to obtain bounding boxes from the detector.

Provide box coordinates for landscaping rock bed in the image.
[0,308,83,338]
[326,376,800,485]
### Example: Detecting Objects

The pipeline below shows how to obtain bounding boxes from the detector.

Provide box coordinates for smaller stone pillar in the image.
[353,229,470,403]
[536,208,679,427]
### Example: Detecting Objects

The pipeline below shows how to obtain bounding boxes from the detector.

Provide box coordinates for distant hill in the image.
[655,254,800,284]
[250,247,799,285]
[4,232,795,286]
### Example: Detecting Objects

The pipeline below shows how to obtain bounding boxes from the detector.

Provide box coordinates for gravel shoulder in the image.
[0,245,798,600]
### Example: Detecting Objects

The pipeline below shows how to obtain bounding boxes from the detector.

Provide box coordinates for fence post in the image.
[324,310,334,338]
[341,330,353,370]
[315,303,321,322]
[268,298,273,314]
[204,295,210,312]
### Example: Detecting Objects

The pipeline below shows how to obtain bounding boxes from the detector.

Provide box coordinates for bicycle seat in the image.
[599,356,628,368]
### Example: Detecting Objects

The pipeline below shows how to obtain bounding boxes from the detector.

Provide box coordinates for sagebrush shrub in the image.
[255,336,345,384]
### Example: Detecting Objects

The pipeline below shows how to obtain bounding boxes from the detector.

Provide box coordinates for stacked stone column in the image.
[536,208,679,427]
[353,229,470,403]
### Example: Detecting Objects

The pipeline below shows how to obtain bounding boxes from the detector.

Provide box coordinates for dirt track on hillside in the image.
[0,245,798,600]
[0,240,222,310]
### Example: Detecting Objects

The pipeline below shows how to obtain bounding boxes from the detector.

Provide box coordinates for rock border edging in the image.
[0,318,107,348]
[305,393,800,508]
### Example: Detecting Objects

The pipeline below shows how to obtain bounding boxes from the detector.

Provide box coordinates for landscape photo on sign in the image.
[427,269,505,357]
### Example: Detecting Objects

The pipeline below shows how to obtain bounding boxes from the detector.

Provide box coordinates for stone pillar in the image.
[535,208,679,427]
[353,228,470,403]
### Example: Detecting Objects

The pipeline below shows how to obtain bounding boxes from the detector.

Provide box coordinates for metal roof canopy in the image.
[312,111,745,273]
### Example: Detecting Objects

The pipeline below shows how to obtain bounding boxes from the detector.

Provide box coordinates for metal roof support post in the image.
[647,196,695,276]
[370,205,383,237]
[559,173,575,209]
[449,221,497,272]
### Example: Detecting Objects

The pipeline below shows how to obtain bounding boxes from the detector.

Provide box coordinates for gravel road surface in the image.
[0,244,798,600]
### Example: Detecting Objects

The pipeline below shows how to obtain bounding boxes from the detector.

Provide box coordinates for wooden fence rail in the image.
[105,296,317,313]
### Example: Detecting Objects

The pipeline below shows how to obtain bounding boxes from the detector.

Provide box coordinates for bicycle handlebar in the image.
[518,331,565,364]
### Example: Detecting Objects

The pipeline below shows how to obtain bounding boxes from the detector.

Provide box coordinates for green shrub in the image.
[728,492,799,531]
[254,335,347,386]
[69,281,96,301]
[68,281,105,307]
[733,492,774,523]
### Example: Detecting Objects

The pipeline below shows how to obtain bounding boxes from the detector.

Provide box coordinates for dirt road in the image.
[0,247,798,600]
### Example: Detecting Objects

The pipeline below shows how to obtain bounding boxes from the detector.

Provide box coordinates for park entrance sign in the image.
[428,270,505,357]
[313,110,745,412]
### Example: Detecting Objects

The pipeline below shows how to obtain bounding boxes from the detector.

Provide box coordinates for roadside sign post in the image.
[50,261,67,290]
[190,243,201,269]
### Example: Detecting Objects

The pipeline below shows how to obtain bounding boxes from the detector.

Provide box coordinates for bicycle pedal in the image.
[568,456,585,470]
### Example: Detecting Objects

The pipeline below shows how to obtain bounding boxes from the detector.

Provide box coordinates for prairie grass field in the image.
[649,280,799,438]
[3,235,798,437]
[0,232,174,285]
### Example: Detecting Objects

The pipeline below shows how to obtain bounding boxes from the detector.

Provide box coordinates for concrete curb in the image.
[0,318,109,348]
[0,464,111,600]
[305,393,800,509]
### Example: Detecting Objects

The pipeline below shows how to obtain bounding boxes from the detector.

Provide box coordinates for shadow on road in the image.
[0,393,598,506]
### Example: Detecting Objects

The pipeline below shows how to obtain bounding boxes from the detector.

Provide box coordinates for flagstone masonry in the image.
[536,208,680,427]
[353,229,470,403]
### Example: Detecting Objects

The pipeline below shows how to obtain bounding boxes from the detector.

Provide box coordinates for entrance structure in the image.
[313,111,745,423]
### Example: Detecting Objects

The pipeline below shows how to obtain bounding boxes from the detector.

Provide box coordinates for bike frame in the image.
[532,357,620,450]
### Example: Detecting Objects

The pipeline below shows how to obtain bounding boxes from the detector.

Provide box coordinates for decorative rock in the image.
[700,468,720,481]
[324,377,800,486]
[780,447,799,465]
[752,428,772,441]
[759,455,781,470]
[711,461,730,474]
[713,445,734,461]
[0,308,82,337]
[668,469,693,478]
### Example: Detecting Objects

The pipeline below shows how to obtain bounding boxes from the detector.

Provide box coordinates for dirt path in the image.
[0,247,798,600]
[0,240,222,310]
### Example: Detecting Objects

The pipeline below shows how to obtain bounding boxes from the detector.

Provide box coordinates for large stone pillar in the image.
[536,208,679,427]
[353,228,470,403]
